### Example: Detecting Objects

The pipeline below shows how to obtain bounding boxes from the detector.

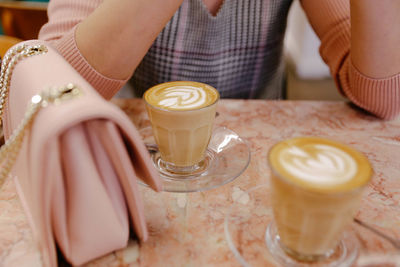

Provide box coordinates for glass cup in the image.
[266,137,372,264]
[144,81,219,175]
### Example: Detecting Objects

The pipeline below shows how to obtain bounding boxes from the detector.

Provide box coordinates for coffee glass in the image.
[144,81,219,175]
[266,137,372,264]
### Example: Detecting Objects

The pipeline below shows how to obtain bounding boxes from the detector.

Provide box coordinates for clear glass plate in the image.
[139,127,251,193]
[224,184,359,267]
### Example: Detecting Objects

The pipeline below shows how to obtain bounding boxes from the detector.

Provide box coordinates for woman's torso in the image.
[131,0,293,99]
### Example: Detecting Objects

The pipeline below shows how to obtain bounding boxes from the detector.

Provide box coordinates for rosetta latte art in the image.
[155,86,207,109]
[279,144,358,185]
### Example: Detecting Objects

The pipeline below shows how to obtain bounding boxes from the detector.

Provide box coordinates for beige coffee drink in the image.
[268,137,372,260]
[144,81,219,169]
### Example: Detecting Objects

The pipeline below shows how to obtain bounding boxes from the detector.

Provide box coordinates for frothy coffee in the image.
[269,137,371,192]
[144,81,219,111]
[144,81,219,167]
[268,137,372,259]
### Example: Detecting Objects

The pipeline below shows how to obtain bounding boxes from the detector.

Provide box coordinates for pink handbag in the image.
[0,40,162,266]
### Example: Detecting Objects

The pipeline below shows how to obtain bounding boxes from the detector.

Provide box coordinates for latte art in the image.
[157,86,207,109]
[279,144,358,186]
[144,81,219,111]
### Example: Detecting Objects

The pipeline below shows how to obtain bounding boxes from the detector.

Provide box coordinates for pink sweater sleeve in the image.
[38,0,126,100]
[301,0,400,120]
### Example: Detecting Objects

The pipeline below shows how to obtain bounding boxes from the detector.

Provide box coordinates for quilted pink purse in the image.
[0,40,161,266]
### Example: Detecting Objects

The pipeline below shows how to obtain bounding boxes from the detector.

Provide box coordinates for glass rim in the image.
[267,136,373,195]
[143,81,220,113]
[268,164,369,196]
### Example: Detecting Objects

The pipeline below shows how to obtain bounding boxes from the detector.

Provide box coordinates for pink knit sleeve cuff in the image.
[341,61,400,120]
[54,27,128,100]
[319,19,400,120]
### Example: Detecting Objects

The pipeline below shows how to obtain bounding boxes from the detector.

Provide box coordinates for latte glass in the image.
[144,81,219,175]
[266,137,372,264]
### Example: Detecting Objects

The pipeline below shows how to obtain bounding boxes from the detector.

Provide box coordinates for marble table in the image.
[1,99,399,267]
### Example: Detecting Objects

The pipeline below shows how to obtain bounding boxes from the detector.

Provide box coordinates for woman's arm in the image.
[75,0,183,80]
[350,0,400,78]
[301,0,400,119]
[39,0,183,98]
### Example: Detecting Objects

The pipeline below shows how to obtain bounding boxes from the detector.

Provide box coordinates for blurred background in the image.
[0,0,48,55]
[0,0,345,101]
[284,0,345,101]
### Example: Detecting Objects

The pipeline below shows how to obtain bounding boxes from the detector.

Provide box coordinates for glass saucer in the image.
[139,127,251,193]
[224,184,360,267]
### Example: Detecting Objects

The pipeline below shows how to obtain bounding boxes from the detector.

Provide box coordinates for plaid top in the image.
[131,0,292,99]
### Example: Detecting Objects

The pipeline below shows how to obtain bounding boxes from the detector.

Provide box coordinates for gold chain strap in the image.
[0,44,82,188]
[0,44,48,120]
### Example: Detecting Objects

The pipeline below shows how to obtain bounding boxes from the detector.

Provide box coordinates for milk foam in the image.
[278,144,358,186]
[152,85,208,110]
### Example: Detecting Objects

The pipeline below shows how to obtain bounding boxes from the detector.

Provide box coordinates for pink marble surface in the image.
[1,99,399,267]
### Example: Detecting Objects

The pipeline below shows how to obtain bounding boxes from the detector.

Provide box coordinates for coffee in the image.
[268,137,372,260]
[144,82,218,111]
[144,81,219,168]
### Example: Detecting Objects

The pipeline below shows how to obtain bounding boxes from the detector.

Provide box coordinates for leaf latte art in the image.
[145,82,219,111]
[156,86,207,109]
[278,144,358,186]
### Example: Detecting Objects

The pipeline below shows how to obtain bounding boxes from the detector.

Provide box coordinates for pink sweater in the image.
[39,0,400,120]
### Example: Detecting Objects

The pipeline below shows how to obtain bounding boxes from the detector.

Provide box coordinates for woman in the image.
[39,0,400,119]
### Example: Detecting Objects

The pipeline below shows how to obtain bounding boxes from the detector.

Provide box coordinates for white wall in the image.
[284,0,330,80]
